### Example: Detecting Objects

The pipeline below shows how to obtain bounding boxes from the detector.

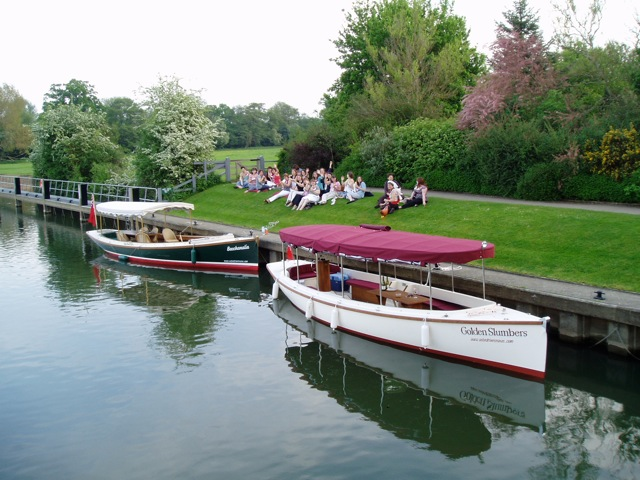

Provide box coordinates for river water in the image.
[1,199,639,480]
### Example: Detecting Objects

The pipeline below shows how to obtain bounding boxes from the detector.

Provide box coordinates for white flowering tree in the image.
[135,77,223,187]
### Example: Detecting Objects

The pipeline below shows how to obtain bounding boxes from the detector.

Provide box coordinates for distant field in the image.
[212,146,281,163]
[0,161,32,176]
[0,147,282,178]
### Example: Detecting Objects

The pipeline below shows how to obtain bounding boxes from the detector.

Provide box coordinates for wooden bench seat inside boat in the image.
[346,279,380,304]
[288,263,340,280]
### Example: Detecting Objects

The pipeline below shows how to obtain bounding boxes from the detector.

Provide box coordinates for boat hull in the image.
[87,229,259,272]
[268,260,548,379]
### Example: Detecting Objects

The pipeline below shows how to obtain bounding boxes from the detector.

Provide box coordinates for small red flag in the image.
[287,245,294,260]
[88,195,97,227]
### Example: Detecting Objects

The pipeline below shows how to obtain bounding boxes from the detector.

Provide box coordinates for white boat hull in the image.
[268,260,548,378]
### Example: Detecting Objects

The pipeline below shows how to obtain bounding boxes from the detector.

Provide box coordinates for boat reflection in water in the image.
[91,258,262,369]
[92,256,261,305]
[273,297,545,459]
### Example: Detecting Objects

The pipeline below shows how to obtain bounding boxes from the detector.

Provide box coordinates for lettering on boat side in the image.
[460,327,528,337]
[459,389,526,418]
[227,244,250,251]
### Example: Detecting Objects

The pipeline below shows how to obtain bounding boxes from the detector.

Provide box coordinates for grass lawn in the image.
[0,161,32,176]
[211,146,281,163]
[187,183,640,293]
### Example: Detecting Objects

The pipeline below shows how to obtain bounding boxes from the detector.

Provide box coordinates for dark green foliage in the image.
[622,170,640,202]
[30,104,120,182]
[278,121,349,173]
[428,168,481,192]
[386,118,468,185]
[42,79,102,113]
[349,126,394,187]
[563,173,631,203]
[103,97,144,153]
[516,162,573,200]
[467,118,568,197]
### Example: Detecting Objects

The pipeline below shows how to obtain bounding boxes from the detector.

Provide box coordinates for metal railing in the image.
[0,155,267,204]
[0,176,160,205]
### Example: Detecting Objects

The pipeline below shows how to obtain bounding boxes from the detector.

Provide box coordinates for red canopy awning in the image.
[279,224,494,265]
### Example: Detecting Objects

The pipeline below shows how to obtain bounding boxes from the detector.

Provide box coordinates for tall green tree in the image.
[0,84,35,159]
[30,104,120,182]
[135,77,223,187]
[347,1,477,131]
[325,0,483,134]
[267,102,304,145]
[103,97,144,153]
[498,0,541,37]
[42,79,103,113]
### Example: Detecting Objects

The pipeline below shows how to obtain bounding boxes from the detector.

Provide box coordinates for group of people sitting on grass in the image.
[259,163,370,210]
[235,165,281,192]
[236,164,428,214]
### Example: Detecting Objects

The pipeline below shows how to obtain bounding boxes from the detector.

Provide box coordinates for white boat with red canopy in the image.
[267,224,549,379]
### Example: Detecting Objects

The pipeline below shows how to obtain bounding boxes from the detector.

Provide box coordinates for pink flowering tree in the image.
[457,28,558,131]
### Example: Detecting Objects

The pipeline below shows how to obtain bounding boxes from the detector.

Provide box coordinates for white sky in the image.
[3,0,637,116]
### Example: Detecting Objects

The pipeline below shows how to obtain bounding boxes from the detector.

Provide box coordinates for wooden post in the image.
[79,183,88,206]
[225,157,231,182]
[316,259,332,292]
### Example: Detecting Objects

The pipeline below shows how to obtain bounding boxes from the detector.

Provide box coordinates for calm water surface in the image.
[1,200,639,480]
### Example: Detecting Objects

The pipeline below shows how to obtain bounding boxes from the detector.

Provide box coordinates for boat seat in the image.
[346,279,380,304]
[116,230,130,242]
[162,228,179,242]
[346,279,379,290]
[288,263,340,280]
[136,232,152,243]
[288,264,316,280]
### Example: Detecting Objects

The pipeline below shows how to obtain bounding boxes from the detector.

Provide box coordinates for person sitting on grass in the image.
[235,166,249,189]
[296,180,322,210]
[284,175,306,207]
[347,176,367,203]
[399,177,428,208]
[289,178,310,209]
[264,173,292,204]
[318,175,343,205]
[245,168,259,193]
[375,173,401,208]
[380,185,402,217]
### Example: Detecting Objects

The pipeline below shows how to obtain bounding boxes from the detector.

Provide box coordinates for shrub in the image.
[386,119,468,185]
[622,169,640,203]
[467,118,568,197]
[583,124,640,181]
[563,173,629,202]
[516,162,573,201]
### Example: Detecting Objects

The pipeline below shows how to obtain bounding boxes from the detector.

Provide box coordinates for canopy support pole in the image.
[378,262,383,305]
[428,264,433,310]
[340,255,345,298]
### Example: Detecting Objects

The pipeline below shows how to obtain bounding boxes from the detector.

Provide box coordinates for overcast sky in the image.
[3,0,636,116]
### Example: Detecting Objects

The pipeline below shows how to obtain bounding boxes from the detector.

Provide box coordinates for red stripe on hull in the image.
[103,251,259,272]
